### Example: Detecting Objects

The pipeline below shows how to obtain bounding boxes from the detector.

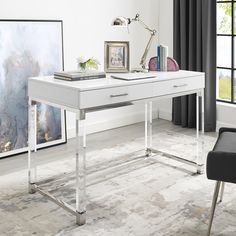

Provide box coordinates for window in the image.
[217,0,236,103]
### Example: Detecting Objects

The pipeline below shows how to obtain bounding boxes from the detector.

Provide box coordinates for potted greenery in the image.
[77,57,100,71]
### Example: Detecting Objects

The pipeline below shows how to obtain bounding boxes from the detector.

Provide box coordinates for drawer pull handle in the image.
[173,84,188,88]
[110,93,128,98]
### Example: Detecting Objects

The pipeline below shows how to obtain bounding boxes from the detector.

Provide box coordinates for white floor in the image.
[2,119,235,236]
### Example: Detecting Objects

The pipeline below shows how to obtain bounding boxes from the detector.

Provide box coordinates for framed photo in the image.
[0,19,66,158]
[104,41,130,73]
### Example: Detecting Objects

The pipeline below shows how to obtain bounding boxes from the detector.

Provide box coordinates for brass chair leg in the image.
[207,181,221,236]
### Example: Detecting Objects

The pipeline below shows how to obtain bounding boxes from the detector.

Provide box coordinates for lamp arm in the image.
[131,14,156,69]
[136,18,154,34]
[140,33,155,69]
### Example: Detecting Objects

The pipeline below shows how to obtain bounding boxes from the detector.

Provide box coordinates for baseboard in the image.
[67,109,158,139]
[67,106,236,139]
[158,109,236,132]
[158,109,172,121]
[216,121,236,131]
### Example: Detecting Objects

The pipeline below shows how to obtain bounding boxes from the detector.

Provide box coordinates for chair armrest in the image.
[219,127,236,135]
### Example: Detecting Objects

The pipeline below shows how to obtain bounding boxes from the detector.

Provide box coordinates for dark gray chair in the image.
[206,127,236,236]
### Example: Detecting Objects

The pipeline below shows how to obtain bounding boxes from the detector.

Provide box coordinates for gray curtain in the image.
[172,0,216,132]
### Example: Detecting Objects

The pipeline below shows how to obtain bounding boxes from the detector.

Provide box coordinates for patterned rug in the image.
[0,129,235,236]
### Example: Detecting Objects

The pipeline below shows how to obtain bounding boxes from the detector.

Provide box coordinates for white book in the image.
[160,46,164,71]
[160,45,168,72]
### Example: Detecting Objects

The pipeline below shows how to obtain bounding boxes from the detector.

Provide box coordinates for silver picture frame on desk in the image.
[0,19,67,158]
[104,41,130,73]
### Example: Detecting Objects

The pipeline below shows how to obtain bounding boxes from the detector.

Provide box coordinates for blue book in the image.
[157,45,161,71]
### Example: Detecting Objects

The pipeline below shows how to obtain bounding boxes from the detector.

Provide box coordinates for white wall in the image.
[157,0,236,129]
[1,0,160,137]
[217,102,236,129]
[156,0,173,121]
[4,0,233,135]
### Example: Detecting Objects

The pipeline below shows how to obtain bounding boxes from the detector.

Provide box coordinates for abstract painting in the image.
[0,20,66,158]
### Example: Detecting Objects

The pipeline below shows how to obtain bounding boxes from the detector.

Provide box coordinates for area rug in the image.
[0,129,235,236]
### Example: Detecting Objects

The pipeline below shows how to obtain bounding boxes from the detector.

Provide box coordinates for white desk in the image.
[28,70,205,225]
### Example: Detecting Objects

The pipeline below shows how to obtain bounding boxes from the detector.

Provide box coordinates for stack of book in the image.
[54,71,106,81]
[156,45,168,71]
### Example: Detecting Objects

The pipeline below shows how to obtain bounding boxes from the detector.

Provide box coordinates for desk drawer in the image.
[80,83,152,109]
[152,76,205,97]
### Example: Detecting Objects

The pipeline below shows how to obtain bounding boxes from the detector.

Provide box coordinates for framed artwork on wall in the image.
[104,41,130,73]
[0,19,66,158]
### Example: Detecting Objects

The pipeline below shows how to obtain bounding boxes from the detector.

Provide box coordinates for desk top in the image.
[28,70,205,110]
[29,70,204,92]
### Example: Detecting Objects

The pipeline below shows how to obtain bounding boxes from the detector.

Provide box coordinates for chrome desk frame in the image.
[28,89,204,226]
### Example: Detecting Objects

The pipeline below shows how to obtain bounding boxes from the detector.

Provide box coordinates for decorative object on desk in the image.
[148,56,179,72]
[0,20,66,159]
[148,57,158,71]
[104,41,130,73]
[77,57,100,71]
[112,13,156,72]
[157,45,168,71]
[167,57,179,71]
[54,70,106,81]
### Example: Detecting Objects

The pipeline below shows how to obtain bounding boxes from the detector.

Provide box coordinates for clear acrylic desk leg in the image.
[28,98,37,194]
[75,110,86,225]
[196,89,205,174]
[145,101,153,157]
[144,89,205,174]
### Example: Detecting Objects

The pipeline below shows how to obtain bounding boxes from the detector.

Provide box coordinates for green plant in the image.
[77,57,100,71]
